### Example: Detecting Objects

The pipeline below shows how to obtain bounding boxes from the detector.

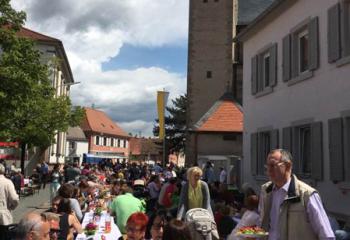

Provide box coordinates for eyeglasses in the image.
[264,162,285,169]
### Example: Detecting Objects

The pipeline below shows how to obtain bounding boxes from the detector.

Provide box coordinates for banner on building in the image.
[157,90,169,140]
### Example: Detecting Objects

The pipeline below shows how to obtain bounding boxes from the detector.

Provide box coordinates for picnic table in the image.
[76,211,122,240]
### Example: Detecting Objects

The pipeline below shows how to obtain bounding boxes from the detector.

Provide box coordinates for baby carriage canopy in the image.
[185,208,219,240]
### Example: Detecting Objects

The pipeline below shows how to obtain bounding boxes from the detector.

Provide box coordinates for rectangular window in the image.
[111,138,114,147]
[263,53,270,87]
[251,129,279,176]
[123,140,127,148]
[206,71,212,78]
[117,139,121,147]
[103,137,107,146]
[259,132,271,175]
[329,116,350,181]
[283,17,318,83]
[299,126,311,175]
[69,141,75,149]
[251,43,277,96]
[298,30,309,73]
[96,136,100,145]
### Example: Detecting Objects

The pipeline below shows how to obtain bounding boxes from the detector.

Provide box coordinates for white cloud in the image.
[11,0,188,135]
[70,66,186,123]
[118,120,155,137]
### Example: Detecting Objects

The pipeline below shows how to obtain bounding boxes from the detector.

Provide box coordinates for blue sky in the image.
[15,0,189,136]
[102,44,188,75]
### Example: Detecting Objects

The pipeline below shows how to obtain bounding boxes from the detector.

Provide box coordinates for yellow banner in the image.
[157,91,169,139]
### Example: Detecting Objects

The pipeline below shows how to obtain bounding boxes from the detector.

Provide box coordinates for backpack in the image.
[185,208,220,240]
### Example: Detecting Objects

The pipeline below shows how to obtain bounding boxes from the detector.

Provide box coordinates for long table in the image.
[76,211,122,240]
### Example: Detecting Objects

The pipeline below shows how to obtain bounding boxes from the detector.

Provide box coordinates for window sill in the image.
[287,71,313,86]
[336,55,350,68]
[254,87,273,98]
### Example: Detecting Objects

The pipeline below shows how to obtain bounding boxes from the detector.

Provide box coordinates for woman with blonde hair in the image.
[177,167,213,219]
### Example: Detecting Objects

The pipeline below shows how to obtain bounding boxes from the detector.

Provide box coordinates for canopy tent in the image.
[83,153,127,164]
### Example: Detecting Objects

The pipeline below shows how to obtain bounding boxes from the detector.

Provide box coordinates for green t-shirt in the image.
[110,193,144,234]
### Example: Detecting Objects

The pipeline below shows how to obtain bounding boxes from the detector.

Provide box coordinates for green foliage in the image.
[0,0,26,31]
[153,94,187,153]
[0,0,84,148]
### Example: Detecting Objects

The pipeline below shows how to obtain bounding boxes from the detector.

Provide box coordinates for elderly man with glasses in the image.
[260,149,335,240]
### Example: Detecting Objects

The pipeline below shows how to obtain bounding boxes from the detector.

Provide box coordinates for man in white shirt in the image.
[0,163,19,238]
[219,167,227,184]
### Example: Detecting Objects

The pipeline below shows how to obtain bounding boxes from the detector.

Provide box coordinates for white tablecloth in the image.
[76,211,122,240]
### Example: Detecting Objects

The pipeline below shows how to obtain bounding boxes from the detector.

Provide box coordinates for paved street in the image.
[12,184,51,223]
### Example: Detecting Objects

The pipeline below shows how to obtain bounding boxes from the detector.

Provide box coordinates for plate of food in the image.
[236,226,268,238]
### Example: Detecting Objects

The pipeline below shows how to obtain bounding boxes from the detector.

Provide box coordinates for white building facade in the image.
[66,127,89,166]
[237,0,350,220]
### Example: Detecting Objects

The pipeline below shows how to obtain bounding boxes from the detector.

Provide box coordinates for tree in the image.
[153,94,187,154]
[0,0,84,173]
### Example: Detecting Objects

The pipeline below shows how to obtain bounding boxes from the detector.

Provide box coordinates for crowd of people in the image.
[0,149,349,239]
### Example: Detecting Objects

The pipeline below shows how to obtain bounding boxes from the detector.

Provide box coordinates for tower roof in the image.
[194,93,243,133]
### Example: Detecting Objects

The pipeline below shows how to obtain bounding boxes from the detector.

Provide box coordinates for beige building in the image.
[17,27,75,170]
[186,0,274,165]
[236,0,350,220]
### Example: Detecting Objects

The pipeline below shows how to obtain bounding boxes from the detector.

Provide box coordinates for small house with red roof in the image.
[129,137,163,163]
[81,108,130,162]
[191,92,243,185]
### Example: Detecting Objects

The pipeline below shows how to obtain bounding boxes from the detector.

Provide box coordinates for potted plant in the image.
[94,207,103,216]
[84,222,98,236]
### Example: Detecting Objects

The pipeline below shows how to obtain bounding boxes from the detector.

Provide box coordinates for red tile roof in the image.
[194,93,243,132]
[16,27,61,42]
[81,108,129,137]
[129,137,162,155]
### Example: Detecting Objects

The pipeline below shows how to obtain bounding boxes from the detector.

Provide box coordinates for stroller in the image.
[185,208,220,240]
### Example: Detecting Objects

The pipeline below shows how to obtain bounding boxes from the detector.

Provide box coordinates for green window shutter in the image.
[269,43,278,87]
[328,3,341,63]
[311,122,323,180]
[308,17,319,70]
[343,117,350,181]
[282,127,292,152]
[292,127,301,175]
[251,56,258,95]
[251,133,258,176]
[271,129,279,150]
[291,33,299,78]
[257,55,264,92]
[328,118,344,181]
[282,35,291,82]
[257,132,264,175]
[341,1,350,57]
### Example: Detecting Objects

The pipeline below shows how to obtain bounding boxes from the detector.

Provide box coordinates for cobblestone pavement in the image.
[12,184,51,223]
